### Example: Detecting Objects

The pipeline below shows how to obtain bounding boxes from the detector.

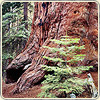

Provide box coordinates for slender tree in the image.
[24,2,28,29]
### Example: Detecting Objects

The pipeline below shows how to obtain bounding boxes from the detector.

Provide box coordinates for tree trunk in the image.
[24,2,28,30]
[5,2,98,93]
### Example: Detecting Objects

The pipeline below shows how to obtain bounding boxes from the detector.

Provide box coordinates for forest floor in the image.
[2,71,98,98]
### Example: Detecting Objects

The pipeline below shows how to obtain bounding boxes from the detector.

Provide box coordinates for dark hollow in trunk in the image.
[6,67,25,83]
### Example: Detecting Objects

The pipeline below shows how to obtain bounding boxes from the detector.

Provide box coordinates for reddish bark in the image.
[5,2,98,93]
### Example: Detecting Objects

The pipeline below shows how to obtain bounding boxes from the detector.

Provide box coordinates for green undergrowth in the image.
[38,34,93,98]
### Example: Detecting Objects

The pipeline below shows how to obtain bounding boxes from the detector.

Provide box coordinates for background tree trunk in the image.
[24,2,28,30]
[5,2,98,93]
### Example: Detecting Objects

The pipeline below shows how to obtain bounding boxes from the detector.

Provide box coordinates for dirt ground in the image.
[2,71,98,98]
[2,81,42,98]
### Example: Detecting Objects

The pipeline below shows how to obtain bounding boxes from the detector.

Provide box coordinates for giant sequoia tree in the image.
[5,2,98,93]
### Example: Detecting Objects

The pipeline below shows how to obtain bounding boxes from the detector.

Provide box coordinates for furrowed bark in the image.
[5,2,98,93]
